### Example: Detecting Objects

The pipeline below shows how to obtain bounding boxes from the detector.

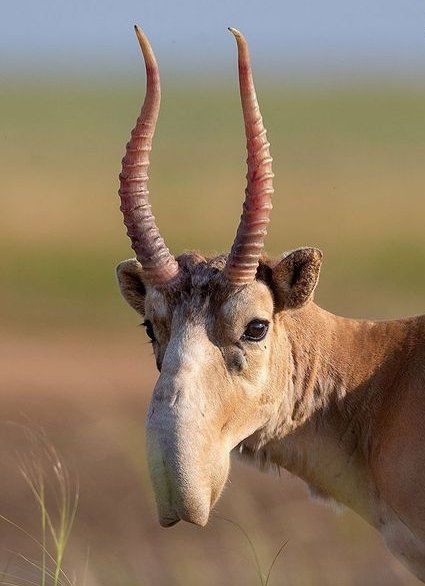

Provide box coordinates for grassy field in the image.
[0,79,424,584]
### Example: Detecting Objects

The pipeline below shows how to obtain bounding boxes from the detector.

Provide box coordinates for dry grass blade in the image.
[264,540,288,586]
[214,513,289,586]
[82,547,90,586]
[17,430,79,586]
[0,427,80,586]
[213,514,265,585]
[0,570,48,586]
[7,551,69,586]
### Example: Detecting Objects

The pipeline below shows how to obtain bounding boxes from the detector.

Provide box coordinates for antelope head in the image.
[116,26,323,527]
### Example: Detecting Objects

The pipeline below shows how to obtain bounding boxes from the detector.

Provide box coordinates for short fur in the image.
[117,248,425,582]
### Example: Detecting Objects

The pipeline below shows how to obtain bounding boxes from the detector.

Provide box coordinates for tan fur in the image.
[117,249,425,581]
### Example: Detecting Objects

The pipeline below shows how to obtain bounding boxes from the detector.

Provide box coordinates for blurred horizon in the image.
[3,0,425,81]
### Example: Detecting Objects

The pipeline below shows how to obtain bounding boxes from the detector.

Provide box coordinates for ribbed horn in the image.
[118,25,180,287]
[224,28,274,286]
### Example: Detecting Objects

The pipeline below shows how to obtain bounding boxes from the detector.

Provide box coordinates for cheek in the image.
[243,345,271,388]
[225,345,271,396]
[226,342,270,414]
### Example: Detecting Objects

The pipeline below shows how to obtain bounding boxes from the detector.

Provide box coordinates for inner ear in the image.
[266,247,323,311]
[116,259,147,315]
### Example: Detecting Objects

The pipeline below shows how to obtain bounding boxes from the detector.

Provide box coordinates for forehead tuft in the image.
[177,252,227,288]
[146,252,274,318]
[178,253,232,310]
[145,253,228,317]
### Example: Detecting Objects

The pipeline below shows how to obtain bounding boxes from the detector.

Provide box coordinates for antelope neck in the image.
[263,304,410,522]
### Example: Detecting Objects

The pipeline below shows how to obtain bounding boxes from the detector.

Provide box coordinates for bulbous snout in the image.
[146,395,230,528]
[145,317,236,527]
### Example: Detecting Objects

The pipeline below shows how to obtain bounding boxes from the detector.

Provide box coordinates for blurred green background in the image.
[2,81,425,329]
[1,1,425,584]
[2,80,425,328]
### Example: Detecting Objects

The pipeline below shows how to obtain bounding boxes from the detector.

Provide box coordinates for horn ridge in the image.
[224,28,274,286]
[118,25,180,287]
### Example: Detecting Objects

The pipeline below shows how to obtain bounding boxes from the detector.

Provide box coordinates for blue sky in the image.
[3,0,425,78]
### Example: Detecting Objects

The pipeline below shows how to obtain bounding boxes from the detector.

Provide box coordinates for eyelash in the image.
[141,320,156,343]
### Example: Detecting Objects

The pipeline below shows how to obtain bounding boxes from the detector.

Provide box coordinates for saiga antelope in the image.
[116,26,425,581]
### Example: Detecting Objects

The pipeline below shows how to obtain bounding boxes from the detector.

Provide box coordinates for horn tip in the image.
[134,24,146,47]
[228,27,241,38]
[133,24,155,65]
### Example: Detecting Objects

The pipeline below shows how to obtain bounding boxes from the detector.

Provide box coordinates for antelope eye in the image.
[143,320,156,342]
[242,319,269,342]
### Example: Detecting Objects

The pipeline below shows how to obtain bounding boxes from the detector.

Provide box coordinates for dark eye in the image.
[242,319,269,342]
[142,320,156,343]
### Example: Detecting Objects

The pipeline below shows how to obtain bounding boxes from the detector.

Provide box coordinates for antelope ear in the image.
[270,247,323,310]
[116,258,147,315]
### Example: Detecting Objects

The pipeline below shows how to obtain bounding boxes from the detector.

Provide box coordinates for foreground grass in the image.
[0,430,79,586]
[214,515,288,586]
[0,428,293,586]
